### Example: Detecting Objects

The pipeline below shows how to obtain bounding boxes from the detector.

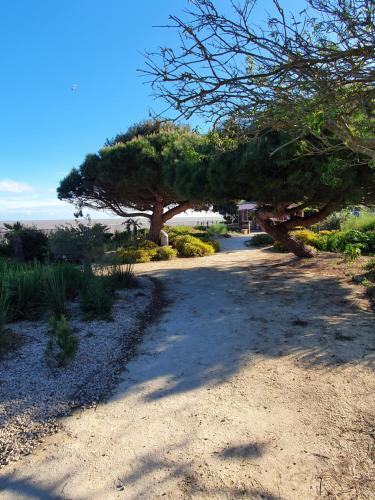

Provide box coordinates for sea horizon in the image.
[0,215,224,232]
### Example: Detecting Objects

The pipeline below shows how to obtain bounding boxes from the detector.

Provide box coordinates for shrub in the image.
[329,230,372,253]
[48,315,78,366]
[96,262,135,289]
[291,229,323,249]
[45,268,66,318]
[6,266,46,321]
[117,247,155,263]
[341,211,375,233]
[172,235,215,257]
[138,240,159,250]
[0,285,13,358]
[343,243,362,261]
[49,222,108,265]
[152,245,177,261]
[311,209,351,231]
[57,263,83,300]
[207,223,228,237]
[2,223,49,262]
[364,258,375,273]
[272,241,290,252]
[80,278,113,320]
[201,238,220,252]
[164,225,192,236]
[251,233,274,246]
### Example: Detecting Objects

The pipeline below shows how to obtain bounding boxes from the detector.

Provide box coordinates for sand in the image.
[1,236,374,499]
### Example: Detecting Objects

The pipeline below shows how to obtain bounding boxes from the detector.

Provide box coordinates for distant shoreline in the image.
[0,216,224,231]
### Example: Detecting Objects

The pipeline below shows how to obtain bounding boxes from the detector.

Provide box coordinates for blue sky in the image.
[0,0,297,220]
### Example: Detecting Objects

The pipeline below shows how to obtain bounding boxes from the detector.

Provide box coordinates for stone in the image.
[160,230,169,247]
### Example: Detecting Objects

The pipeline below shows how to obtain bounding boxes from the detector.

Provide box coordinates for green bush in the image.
[96,262,135,289]
[172,235,215,257]
[117,246,157,263]
[152,245,177,261]
[48,315,78,366]
[364,258,375,273]
[137,240,159,250]
[164,225,192,237]
[272,241,290,253]
[291,229,325,250]
[200,237,220,252]
[251,233,274,246]
[343,243,362,261]
[49,222,108,265]
[45,268,66,318]
[2,223,49,262]
[341,212,375,233]
[6,266,46,321]
[207,223,228,237]
[311,210,351,231]
[80,278,113,320]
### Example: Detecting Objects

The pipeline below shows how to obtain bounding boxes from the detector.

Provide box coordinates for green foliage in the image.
[172,235,215,257]
[96,263,135,290]
[58,121,207,243]
[272,241,290,253]
[163,225,193,239]
[364,258,375,273]
[206,223,228,237]
[341,212,375,233]
[0,260,83,322]
[80,277,113,320]
[117,247,154,263]
[0,284,14,358]
[291,229,324,250]
[49,222,108,265]
[311,210,351,231]
[197,237,220,252]
[2,222,49,262]
[137,240,159,251]
[343,244,362,262]
[45,268,66,318]
[48,315,78,366]
[153,245,177,261]
[6,266,46,321]
[251,233,274,246]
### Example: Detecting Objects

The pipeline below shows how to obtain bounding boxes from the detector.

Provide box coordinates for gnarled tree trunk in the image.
[256,202,336,259]
[148,201,164,243]
[259,217,316,258]
[148,200,192,243]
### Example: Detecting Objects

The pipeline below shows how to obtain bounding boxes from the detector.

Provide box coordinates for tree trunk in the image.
[258,217,316,258]
[148,202,164,243]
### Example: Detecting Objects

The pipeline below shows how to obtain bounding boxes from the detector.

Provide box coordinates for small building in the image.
[238,201,305,232]
[238,202,262,232]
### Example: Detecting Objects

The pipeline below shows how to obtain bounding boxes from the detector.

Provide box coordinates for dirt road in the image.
[1,237,375,499]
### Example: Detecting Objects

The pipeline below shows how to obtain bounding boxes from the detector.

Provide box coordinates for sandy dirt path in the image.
[1,236,375,499]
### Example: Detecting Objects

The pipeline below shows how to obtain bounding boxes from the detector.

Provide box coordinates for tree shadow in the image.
[0,472,68,499]
[115,440,277,499]
[112,257,375,404]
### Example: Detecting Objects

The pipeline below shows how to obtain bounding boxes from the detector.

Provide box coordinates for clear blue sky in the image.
[0,0,298,220]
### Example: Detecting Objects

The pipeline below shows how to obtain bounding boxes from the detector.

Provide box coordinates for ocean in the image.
[0,216,224,233]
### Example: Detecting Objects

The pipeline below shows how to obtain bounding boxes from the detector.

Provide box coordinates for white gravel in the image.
[0,276,155,468]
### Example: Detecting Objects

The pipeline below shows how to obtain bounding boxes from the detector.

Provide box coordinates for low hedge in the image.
[251,233,274,246]
[153,246,177,261]
[172,235,215,257]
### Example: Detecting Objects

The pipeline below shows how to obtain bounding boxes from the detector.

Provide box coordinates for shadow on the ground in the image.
[0,473,67,499]
[117,256,375,403]
[114,440,277,499]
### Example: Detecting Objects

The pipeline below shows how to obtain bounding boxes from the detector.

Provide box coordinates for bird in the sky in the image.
[71,84,77,92]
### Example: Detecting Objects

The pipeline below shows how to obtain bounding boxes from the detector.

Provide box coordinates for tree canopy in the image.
[172,129,375,257]
[58,121,207,242]
[145,0,375,160]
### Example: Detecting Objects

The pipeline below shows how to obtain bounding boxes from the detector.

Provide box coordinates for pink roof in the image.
[238,203,257,210]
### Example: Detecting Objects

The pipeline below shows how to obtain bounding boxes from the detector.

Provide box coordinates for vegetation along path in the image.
[1,236,375,499]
